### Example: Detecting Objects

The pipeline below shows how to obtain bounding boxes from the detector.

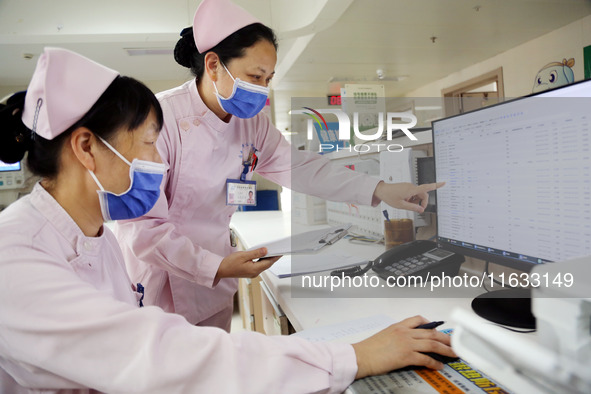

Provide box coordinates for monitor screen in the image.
[432,80,591,272]
[0,160,21,172]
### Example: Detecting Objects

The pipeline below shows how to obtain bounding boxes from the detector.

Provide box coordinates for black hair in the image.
[0,76,163,179]
[174,23,278,78]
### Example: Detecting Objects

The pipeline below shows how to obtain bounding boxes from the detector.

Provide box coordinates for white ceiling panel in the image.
[285,0,591,95]
[1,0,590,97]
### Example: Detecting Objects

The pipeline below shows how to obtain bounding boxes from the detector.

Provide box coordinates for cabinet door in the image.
[260,281,289,336]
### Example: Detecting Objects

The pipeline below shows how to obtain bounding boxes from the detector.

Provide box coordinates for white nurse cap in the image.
[22,47,119,140]
[193,0,260,53]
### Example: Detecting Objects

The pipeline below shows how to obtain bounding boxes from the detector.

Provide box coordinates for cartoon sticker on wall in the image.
[532,58,575,93]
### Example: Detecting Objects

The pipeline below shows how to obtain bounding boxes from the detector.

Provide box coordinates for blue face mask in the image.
[213,63,269,119]
[89,137,166,221]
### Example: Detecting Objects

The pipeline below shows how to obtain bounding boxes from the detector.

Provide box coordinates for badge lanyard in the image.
[226,146,258,206]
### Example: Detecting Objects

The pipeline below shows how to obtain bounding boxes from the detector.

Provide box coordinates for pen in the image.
[415,321,445,330]
[382,209,390,222]
[318,228,346,244]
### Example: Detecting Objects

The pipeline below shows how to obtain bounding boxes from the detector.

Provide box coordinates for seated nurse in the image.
[0,47,456,394]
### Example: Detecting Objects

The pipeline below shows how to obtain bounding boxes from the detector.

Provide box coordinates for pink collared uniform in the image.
[0,185,357,393]
[0,46,359,393]
[114,86,380,326]
[114,0,381,328]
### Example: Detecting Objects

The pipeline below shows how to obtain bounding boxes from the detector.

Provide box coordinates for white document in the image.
[248,223,352,257]
[268,253,370,278]
[291,314,396,343]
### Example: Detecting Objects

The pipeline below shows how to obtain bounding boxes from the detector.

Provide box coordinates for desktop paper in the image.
[249,224,352,257]
[268,254,369,278]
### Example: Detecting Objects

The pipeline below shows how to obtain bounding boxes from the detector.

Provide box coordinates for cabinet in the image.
[237,276,291,335]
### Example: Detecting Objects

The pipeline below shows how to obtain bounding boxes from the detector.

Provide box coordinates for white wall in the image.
[0,85,26,102]
[406,15,591,99]
[0,80,188,105]
[144,79,191,94]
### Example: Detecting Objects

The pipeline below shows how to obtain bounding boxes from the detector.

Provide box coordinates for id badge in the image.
[226,179,257,206]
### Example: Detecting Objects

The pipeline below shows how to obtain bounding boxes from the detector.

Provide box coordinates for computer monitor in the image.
[0,161,20,172]
[432,79,591,328]
[0,160,25,190]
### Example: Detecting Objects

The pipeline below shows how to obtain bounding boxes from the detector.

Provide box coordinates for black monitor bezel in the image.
[431,78,591,272]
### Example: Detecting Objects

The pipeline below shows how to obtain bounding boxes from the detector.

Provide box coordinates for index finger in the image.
[397,315,430,328]
[417,181,445,193]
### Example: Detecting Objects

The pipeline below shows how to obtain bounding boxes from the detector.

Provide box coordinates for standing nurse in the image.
[115,0,443,330]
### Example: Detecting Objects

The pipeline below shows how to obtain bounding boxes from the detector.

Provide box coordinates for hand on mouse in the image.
[351,315,457,379]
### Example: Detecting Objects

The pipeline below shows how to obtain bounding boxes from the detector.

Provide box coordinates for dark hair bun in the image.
[0,91,32,164]
[174,27,198,69]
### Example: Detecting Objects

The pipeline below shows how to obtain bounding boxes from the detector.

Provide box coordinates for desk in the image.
[230,211,552,393]
[230,211,481,334]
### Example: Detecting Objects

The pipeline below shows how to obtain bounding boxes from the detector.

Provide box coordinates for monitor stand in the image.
[471,288,535,329]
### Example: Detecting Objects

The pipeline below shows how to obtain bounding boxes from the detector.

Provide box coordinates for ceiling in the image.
[2,0,591,125]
